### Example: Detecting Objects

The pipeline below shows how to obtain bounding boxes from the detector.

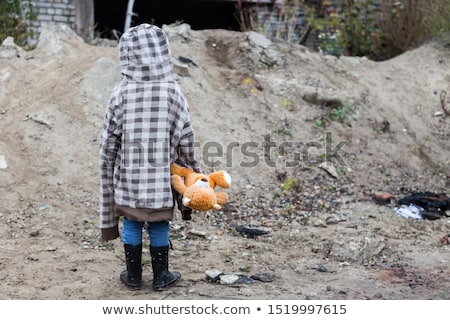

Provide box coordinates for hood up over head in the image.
[119,24,174,82]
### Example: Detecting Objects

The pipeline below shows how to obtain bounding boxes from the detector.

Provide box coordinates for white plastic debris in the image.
[394,204,423,219]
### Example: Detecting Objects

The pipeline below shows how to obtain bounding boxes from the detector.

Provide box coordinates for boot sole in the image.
[153,277,182,291]
[120,272,142,290]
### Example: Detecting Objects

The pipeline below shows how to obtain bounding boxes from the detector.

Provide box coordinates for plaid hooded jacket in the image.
[99,24,198,240]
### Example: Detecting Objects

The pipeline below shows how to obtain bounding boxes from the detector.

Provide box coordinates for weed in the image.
[421,0,450,45]
[274,118,293,136]
[281,97,292,108]
[283,203,294,214]
[0,0,36,49]
[436,162,444,175]
[328,102,353,123]
[142,258,151,266]
[282,178,294,192]
[274,127,293,137]
[319,153,326,162]
[282,177,301,192]
[236,0,450,61]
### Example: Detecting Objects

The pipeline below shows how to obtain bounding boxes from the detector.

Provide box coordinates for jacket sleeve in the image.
[173,89,200,172]
[177,116,200,173]
[99,102,121,240]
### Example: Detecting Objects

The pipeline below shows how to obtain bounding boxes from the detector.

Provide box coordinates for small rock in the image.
[317,263,327,272]
[0,155,7,170]
[326,215,345,225]
[178,56,198,67]
[205,269,223,282]
[250,272,274,282]
[162,23,191,41]
[247,31,272,49]
[235,275,254,284]
[318,162,338,178]
[219,274,240,285]
[235,226,270,238]
[189,229,207,237]
[173,62,190,77]
[311,217,327,228]
[0,37,26,58]
[0,68,11,82]
[373,191,393,205]
[338,261,350,267]
[29,230,40,237]
[28,112,54,129]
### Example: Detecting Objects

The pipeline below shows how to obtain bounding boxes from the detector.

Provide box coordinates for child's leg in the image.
[147,221,181,290]
[122,217,144,245]
[147,221,169,247]
[120,217,144,290]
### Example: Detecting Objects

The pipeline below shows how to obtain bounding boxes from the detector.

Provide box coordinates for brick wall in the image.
[29,0,76,33]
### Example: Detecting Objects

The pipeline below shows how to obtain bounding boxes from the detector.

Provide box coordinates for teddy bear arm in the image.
[171,175,187,194]
[170,163,193,179]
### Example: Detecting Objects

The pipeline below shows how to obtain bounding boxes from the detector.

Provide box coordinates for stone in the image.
[0,155,7,170]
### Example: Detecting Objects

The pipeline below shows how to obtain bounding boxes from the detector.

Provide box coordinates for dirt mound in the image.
[0,23,449,299]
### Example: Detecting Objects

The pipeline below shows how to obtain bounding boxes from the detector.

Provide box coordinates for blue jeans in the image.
[122,217,169,247]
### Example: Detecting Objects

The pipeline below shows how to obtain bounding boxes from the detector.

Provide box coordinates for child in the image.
[99,24,199,291]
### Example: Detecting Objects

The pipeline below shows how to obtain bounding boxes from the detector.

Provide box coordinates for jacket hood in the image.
[119,24,174,82]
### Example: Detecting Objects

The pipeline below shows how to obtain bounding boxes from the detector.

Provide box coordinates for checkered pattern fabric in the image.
[99,24,198,229]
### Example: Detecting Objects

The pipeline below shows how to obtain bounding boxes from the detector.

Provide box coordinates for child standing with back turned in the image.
[99,24,199,291]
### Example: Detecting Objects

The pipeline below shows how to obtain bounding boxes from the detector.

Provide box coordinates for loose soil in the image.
[0,23,449,300]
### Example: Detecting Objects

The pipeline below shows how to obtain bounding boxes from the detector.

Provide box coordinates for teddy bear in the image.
[170,163,231,213]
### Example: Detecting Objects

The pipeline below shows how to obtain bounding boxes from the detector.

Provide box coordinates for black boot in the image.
[150,245,181,291]
[120,243,142,290]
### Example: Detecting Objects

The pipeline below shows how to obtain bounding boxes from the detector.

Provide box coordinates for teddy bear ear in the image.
[209,170,231,189]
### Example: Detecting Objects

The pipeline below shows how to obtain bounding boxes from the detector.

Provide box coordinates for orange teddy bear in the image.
[170,163,231,211]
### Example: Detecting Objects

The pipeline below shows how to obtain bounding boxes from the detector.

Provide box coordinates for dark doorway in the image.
[94,0,241,39]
